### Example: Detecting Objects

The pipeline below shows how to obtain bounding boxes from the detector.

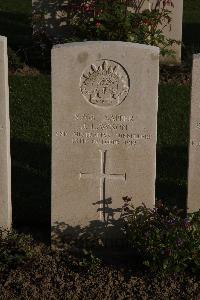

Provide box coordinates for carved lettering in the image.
[56,112,152,149]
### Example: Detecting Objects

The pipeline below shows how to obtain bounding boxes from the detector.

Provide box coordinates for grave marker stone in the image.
[0,36,11,229]
[52,41,159,238]
[142,0,183,64]
[188,54,200,212]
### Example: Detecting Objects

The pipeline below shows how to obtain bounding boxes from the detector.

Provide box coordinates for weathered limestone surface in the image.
[52,41,159,237]
[188,54,200,212]
[0,36,11,229]
[142,0,183,64]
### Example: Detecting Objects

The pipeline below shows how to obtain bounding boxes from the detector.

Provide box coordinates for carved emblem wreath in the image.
[80,60,130,108]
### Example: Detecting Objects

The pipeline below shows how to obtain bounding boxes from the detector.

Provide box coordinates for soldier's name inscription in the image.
[56,113,152,148]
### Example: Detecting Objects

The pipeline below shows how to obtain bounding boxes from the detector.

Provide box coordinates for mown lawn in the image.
[9,75,51,232]
[0,2,198,294]
[0,0,31,14]
[183,0,200,24]
[157,84,190,208]
[0,0,31,51]
[9,75,190,230]
[0,0,194,233]
[183,0,200,59]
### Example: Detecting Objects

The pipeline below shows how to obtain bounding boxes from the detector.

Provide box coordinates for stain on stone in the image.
[78,52,88,63]
[97,53,102,59]
[151,53,159,61]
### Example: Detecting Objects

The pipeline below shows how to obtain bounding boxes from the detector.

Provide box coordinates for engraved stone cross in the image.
[79,150,126,221]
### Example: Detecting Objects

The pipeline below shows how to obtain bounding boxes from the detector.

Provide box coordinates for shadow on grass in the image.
[182,23,200,62]
[156,145,188,210]
[52,220,141,266]
[0,11,31,49]
[11,138,51,243]
[0,10,50,70]
[183,23,200,45]
[10,138,188,244]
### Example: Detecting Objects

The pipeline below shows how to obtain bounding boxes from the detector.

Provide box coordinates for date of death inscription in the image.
[55,113,152,148]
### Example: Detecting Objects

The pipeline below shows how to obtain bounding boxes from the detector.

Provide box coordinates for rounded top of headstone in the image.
[53,41,160,54]
[193,53,200,60]
[0,36,7,43]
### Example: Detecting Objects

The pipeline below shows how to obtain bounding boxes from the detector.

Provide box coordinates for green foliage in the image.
[8,47,24,71]
[122,200,200,274]
[183,0,200,24]
[0,0,31,14]
[93,0,178,57]
[79,250,102,274]
[8,75,190,227]
[0,229,36,272]
[61,0,179,57]
[32,0,179,57]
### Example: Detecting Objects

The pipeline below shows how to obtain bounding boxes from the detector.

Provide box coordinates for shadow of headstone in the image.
[11,138,51,242]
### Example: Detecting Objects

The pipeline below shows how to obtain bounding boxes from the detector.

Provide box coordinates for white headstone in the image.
[142,0,183,64]
[188,54,200,212]
[0,36,11,229]
[52,41,159,238]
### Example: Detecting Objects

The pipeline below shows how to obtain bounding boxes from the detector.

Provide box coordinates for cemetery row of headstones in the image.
[0,34,199,240]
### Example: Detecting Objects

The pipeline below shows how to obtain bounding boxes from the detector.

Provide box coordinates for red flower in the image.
[96,21,101,28]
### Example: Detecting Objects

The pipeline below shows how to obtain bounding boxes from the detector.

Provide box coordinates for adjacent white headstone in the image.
[142,0,183,64]
[52,41,159,237]
[188,54,200,212]
[0,36,11,229]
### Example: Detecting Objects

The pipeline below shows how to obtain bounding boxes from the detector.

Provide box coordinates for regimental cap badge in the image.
[80,60,130,108]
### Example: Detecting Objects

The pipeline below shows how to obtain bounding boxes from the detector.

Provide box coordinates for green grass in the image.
[157,84,190,146]
[183,0,200,24]
[0,0,200,66]
[10,75,51,229]
[0,0,194,230]
[9,75,190,229]
[10,75,51,145]
[157,84,190,207]
[0,0,31,53]
[0,0,199,46]
[0,0,194,228]
[183,0,200,59]
[0,0,31,14]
